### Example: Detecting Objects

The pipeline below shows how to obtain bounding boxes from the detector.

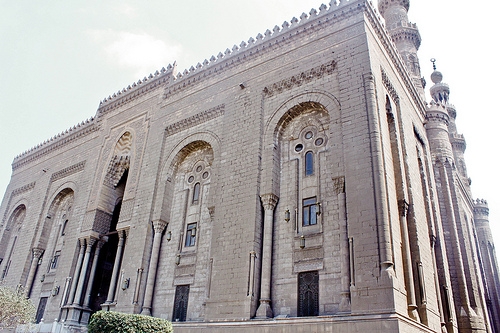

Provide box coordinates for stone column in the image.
[363,73,393,274]
[67,239,86,305]
[105,230,126,305]
[256,193,278,318]
[83,238,106,308]
[25,247,44,297]
[141,220,168,315]
[399,200,420,321]
[73,237,96,306]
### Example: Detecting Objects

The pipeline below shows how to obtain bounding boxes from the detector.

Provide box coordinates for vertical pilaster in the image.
[141,219,167,316]
[256,193,278,319]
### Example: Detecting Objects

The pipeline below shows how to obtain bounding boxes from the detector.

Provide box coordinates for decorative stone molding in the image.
[263,61,336,97]
[162,1,360,101]
[12,121,98,171]
[381,68,400,104]
[98,65,175,115]
[32,247,45,259]
[50,161,86,182]
[152,219,168,234]
[260,193,279,211]
[165,104,225,137]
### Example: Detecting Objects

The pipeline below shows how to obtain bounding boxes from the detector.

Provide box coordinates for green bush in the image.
[88,311,173,333]
[0,283,35,329]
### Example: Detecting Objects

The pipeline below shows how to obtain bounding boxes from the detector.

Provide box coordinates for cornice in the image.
[12,120,99,171]
[97,65,176,115]
[163,0,363,101]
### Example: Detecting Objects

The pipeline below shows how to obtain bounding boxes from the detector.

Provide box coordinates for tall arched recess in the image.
[0,204,27,282]
[61,131,133,326]
[257,92,349,318]
[30,188,74,323]
[89,131,132,311]
[143,138,218,319]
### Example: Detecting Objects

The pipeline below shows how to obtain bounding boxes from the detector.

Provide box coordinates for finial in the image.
[430,58,436,70]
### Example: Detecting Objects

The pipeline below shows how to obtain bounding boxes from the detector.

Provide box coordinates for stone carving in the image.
[50,161,86,182]
[263,61,337,97]
[165,104,225,137]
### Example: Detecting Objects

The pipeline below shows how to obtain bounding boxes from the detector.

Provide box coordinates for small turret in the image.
[429,59,450,104]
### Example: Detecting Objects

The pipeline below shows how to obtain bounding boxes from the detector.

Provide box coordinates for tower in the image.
[425,63,490,333]
[378,0,425,99]
[474,199,500,333]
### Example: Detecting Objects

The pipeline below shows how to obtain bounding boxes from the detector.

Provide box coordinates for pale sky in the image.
[1,0,499,259]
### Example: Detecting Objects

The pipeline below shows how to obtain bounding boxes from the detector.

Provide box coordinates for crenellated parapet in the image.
[97,64,176,115]
[450,133,466,153]
[378,0,410,17]
[474,199,489,217]
[163,0,359,101]
[12,117,98,171]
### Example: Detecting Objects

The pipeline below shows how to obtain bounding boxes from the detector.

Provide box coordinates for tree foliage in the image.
[88,311,173,333]
[0,284,36,329]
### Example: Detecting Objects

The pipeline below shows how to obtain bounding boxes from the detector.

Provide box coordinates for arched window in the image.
[192,183,201,204]
[305,151,314,176]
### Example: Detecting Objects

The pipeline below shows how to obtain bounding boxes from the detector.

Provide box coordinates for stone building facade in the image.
[0,0,499,332]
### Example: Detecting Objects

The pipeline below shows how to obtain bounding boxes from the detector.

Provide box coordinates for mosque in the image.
[1,0,499,332]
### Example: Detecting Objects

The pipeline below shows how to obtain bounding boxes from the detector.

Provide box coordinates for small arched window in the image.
[305,151,314,176]
[192,182,201,204]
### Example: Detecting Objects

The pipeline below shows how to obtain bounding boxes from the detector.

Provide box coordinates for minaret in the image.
[429,60,469,181]
[474,199,500,333]
[378,0,425,99]
[426,62,489,332]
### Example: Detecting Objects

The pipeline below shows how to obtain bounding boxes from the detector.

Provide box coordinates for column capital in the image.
[152,219,168,234]
[260,193,279,211]
[32,247,45,259]
[86,237,97,249]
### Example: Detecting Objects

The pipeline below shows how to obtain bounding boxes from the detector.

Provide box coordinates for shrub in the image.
[88,310,173,333]
[0,284,36,329]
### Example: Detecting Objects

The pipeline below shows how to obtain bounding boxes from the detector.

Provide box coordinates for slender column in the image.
[133,268,144,304]
[399,200,420,321]
[67,239,86,305]
[141,220,167,315]
[25,247,44,297]
[338,190,351,312]
[73,237,96,306]
[83,238,106,308]
[363,73,394,274]
[256,193,278,318]
[105,230,126,304]
[248,251,256,297]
